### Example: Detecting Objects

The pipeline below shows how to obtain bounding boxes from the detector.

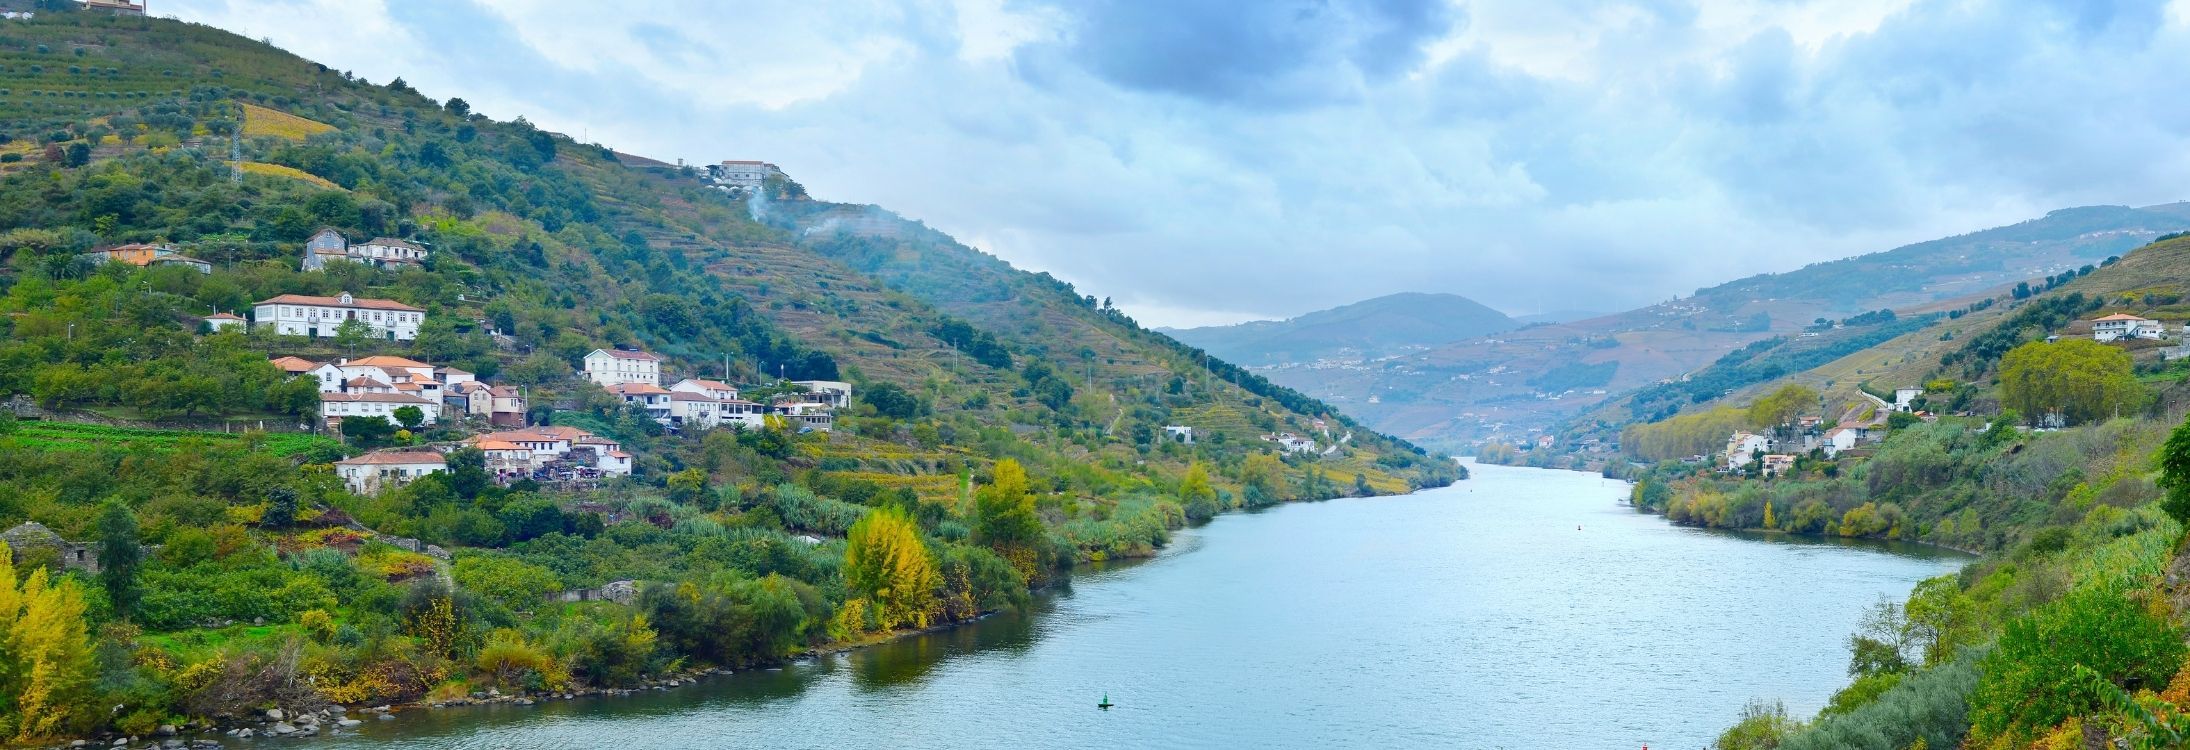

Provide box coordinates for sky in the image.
[167,0,2190,328]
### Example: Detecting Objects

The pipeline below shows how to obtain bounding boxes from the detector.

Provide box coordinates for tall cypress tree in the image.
[95,500,141,620]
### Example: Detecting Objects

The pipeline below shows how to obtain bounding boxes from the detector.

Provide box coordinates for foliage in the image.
[1967,585,2184,744]
[841,507,939,632]
[1998,339,2142,426]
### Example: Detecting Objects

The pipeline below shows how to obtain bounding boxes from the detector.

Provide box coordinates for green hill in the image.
[1262,202,2190,451]
[1159,292,1522,366]
[1588,233,2190,747]
[0,9,1456,740]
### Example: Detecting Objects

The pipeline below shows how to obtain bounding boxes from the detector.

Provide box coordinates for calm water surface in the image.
[316,463,1964,749]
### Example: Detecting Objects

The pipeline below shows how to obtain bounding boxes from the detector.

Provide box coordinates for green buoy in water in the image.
[1098,693,1114,710]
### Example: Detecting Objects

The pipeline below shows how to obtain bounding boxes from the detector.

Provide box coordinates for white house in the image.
[1265,432,1317,453]
[584,349,663,386]
[301,228,430,271]
[253,293,425,341]
[2091,313,2166,342]
[270,356,321,377]
[320,391,440,427]
[712,160,783,190]
[1723,432,1771,470]
[789,380,852,409]
[1892,387,1925,413]
[662,392,767,430]
[471,439,536,480]
[1823,426,1863,457]
[203,312,245,332]
[771,400,834,432]
[1164,425,1194,444]
[334,451,447,495]
[670,378,739,401]
[1760,454,1796,476]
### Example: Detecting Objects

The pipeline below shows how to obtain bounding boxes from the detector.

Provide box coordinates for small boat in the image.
[1098,693,1114,710]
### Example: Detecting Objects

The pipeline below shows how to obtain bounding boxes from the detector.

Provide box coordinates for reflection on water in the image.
[315,464,1966,750]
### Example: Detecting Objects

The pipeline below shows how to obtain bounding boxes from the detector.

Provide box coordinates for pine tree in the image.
[96,500,141,621]
[1762,500,1777,531]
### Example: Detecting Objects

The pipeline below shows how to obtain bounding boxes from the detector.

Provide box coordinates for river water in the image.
[313,463,1964,749]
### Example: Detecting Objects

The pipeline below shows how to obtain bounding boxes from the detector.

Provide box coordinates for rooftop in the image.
[335,451,447,466]
[257,293,423,313]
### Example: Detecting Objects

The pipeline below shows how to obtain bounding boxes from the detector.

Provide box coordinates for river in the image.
[313,463,1965,749]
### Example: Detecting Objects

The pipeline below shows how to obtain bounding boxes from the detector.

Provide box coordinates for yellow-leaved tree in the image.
[843,507,940,632]
[973,459,1045,577]
[0,542,96,742]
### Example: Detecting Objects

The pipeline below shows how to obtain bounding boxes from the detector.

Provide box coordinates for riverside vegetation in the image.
[1587,233,2190,747]
[0,8,1459,745]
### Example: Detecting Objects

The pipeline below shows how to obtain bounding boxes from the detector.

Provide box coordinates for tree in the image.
[0,542,95,742]
[445,447,489,499]
[333,317,373,352]
[2159,414,2190,526]
[1999,339,2141,426]
[262,487,297,529]
[1747,383,1819,431]
[1179,463,1219,521]
[340,415,395,446]
[61,142,88,168]
[842,507,940,631]
[973,459,1044,575]
[861,382,924,420]
[444,97,470,117]
[95,500,142,621]
[392,405,425,430]
[1969,585,2184,744]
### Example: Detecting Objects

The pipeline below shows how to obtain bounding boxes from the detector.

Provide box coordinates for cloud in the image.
[162,0,2190,327]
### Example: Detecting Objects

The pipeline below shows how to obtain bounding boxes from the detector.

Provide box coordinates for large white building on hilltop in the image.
[712,160,783,190]
[254,293,425,341]
[584,348,663,386]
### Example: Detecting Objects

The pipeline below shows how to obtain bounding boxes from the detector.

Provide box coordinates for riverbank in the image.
[285,465,1958,750]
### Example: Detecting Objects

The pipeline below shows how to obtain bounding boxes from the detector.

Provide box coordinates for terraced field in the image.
[6,419,342,458]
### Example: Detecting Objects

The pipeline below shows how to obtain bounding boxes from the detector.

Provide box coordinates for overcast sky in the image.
[169,0,2190,327]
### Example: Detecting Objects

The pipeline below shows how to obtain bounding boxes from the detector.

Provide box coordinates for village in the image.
[71,228,853,499]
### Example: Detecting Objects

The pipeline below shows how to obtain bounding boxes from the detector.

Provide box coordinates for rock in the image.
[164,740,184,749]
[270,722,296,735]
[157,726,177,737]
[337,719,362,728]
[265,709,284,721]
[71,741,87,747]
[235,730,253,739]
[376,714,394,721]
[113,739,128,747]
[514,698,533,706]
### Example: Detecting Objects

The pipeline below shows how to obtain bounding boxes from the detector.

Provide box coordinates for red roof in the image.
[606,383,670,395]
[256,293,423,313]
[205,312,244,321]
[335,451,445,466]
[2092,313,2151,322]
[270,356,322,373]
[321,392,432,405]
[347,355,433,369]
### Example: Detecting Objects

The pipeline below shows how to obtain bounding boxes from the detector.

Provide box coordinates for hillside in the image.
[0,9,1456,742]
[1158,292,1521,366]
[1592,232,2190,748]
[1255,203,2190,451]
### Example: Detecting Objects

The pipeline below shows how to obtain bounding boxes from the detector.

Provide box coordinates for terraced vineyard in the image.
[5,419,342,458]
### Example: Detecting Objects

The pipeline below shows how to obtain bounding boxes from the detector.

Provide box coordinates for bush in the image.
[1782,647,1983,750]
[1967,586,2183,743]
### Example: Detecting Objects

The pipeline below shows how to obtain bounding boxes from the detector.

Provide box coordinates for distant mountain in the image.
[1161,292,1521,366]
[1513,309,1606,325]
[1240,203,2190,452]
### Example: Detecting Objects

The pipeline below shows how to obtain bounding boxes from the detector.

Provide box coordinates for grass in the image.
[234,160,340,189]
[6,420,341,458]
[238,102,333,140]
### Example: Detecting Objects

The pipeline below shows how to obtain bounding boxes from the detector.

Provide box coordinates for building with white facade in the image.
[789,380,852,409]
[335,451,447,495]
[711,160,783,190]
[301,228,430,271]
[584,349,663,386]
[670,378,739,401]
[254,293,425,341]
[1892,387,1925,412]
[203,312,245,332]
[2091,314,2166,342]
[320,391,440,427]
[1723,432,1771,470]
